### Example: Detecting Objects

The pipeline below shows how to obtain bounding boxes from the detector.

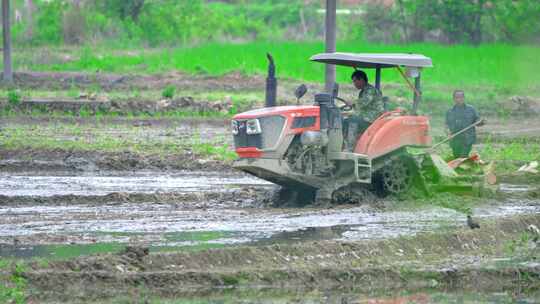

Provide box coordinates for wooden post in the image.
[2,0,13,84]
[324,0,336,93]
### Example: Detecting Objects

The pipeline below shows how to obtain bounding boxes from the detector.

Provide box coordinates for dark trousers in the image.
[343,116,371,149]
[450,135,472,159]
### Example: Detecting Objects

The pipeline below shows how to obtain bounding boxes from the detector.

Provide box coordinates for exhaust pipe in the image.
[265,53,277,108]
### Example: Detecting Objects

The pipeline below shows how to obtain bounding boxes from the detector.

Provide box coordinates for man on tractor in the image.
[344,70,385,150]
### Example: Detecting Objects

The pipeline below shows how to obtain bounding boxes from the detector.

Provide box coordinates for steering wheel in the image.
[335,96,353,111]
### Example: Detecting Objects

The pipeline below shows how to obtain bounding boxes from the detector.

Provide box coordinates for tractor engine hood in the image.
[233,105,319,120]
[232,105,321,158]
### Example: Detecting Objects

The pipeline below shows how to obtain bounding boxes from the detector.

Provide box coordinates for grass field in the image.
[11,41,540,92]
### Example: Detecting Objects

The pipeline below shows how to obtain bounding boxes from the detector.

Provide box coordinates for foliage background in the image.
[7,0,540,47]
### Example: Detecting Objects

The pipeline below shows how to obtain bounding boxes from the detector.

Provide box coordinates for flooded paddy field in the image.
[1,82,540,302]
[0,167,539,302]
[0,169,538,249]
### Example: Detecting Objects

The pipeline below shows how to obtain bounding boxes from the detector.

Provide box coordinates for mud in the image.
[498,172,540,185]
[0,149,231,173]
[476,116,540,140]
[4,96,242,116]
[9,71,265,92]
[4,214,538,302]
[2,71,540,302]
[1,171,539,302]
[0,171,268,196]
[1,169,539,248]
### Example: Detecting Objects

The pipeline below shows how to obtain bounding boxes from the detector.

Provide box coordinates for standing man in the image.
[344,70,384,149]
[445,90,483,159]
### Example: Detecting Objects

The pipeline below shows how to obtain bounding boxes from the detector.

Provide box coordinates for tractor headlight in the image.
[246,119,262,135]
[231,120,239,135]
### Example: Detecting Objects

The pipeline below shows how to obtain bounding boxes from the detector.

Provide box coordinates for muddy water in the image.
[1,197,540,259]
[1,171,539,259]
[5,201,537,241]
[0,171,271,196]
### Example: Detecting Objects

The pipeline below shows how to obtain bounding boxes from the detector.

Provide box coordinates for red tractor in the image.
[231,52,451,204]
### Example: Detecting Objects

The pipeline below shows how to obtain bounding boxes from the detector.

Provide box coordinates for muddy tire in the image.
[376,156,418,196]
[332,183,377,205]
[268,186,315,207]
[313,188,333,208]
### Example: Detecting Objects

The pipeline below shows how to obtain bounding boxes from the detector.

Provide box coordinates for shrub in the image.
[33,1,63,45]
[162,86,175,99]
[7,90,22,106]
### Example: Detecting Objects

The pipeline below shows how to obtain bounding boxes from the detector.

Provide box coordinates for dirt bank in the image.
[5,214,538,302]
[4,96,239,116]
[0,148,231,173]
[9,71,265,92]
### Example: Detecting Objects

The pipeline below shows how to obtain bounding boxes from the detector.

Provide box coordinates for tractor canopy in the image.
[310,53,433,69]
[311,52,433,112]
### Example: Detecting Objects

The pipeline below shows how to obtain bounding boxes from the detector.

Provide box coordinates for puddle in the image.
[1,201,539,259]
[0,171,271,196]
[0,231,234,259]
[1,171,539,260]
[499,184,533,193]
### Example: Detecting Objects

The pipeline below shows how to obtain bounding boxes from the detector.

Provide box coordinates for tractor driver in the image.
[343,70,384,150]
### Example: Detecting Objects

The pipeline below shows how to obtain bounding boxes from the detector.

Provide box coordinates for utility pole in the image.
[2,0,13,84]
[25,0,34,40]
[324,0,336,93]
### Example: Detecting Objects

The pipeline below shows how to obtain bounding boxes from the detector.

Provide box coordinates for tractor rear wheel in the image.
[379,156,417,195]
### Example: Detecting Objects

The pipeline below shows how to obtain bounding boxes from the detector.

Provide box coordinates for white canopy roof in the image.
[310,52,433,68]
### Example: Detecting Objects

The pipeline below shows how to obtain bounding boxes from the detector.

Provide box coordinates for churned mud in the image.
[10,71,266,92]
[2,214,538,302]
[0,149,233,173]
[1,163,538,302]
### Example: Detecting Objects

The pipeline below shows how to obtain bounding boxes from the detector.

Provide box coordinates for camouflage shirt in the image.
[355,83,384,123]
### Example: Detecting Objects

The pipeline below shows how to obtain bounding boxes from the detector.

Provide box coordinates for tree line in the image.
[6,0,540,46]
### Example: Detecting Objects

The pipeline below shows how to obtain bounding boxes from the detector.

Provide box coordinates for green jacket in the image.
[355,84,384,122]
[445,103,480,146]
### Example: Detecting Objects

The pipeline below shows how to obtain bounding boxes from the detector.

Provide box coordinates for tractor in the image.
[231,52,486,204]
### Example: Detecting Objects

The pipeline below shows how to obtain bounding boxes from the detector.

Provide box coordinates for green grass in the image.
[7,90,22,106]
[0,123,236,161]
[0,232,229,262]
[0,261,27,304]
[401,193,477,215]
[479,137,540,162]
[13,42,540,92]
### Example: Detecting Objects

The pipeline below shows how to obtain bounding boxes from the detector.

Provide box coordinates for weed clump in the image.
[0,261,27,304]
[7,90,22,106]
[162,86,175,99]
